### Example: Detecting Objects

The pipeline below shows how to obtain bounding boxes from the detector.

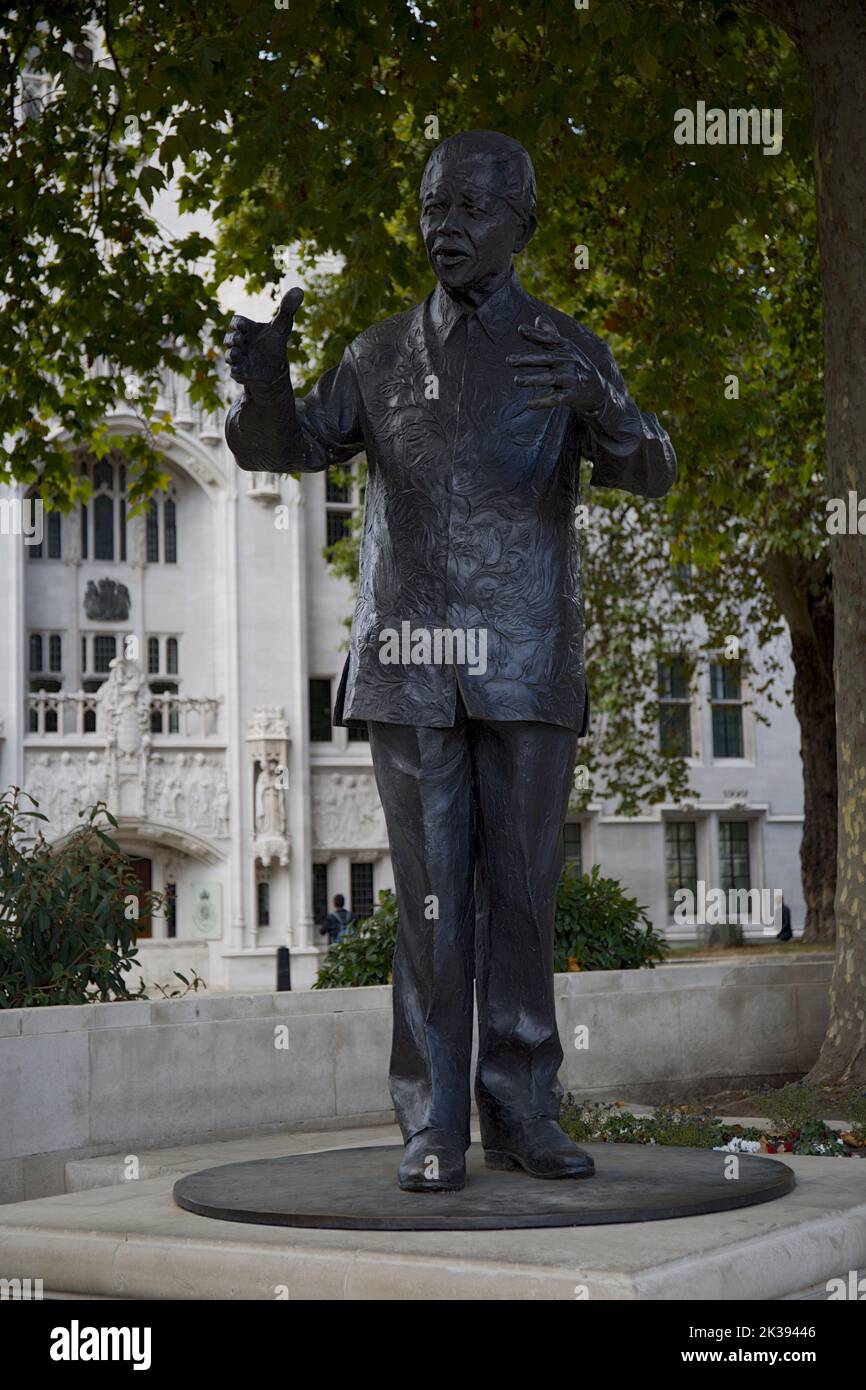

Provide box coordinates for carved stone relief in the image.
[312,771,388,852]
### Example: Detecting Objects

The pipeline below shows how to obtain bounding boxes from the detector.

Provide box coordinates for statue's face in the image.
[420,154,528,293]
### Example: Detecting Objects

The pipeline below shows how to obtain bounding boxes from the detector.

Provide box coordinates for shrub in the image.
[847,1092,866,1146]
[315,865,666,988]
[0,787,162,1008]
[554,863,668,972]
[313,889,398,989]
[757,1081,825,1135]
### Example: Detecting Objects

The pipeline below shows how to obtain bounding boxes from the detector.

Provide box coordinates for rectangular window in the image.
[27,514,42,559]
[665,820,698,917]
[47,511,62,559]
[309,678,332,742]
[350,862,374,923]
[29,634,43,671]
[710,660,744,758]
[326,510,352,547]
[256,880,271,928]
[164,498,177,563]
[49,634,62,672]
[562,821,583,874]
[80,502,88,560]
[312,863,329,926]
[326,477,351,504]
[719,820,751,894]
[657,657,692,757]
[93,494,114,561]
[146,501,159,562]
[94,635,117,673]
[166,637,178,674]
[147,637,160,674]
[325,471,354,551]
[347,721,369,742]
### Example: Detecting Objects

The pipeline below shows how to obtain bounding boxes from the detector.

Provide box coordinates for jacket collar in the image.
[428,268,524,344]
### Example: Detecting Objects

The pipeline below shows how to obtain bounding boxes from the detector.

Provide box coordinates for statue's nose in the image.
[437,204,463,232]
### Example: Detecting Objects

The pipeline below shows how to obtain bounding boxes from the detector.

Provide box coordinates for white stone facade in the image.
[0,373,806,990]
[0,382,391,991]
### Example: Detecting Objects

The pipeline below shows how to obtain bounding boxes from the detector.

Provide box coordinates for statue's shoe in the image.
[398,1129,467,1192]
[483,1117,595,1180]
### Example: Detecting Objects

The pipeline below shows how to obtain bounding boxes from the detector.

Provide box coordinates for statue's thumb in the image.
[273,286,304,330]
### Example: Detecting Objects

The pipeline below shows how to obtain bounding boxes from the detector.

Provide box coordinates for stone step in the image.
[0,1126,861,1301]
[64,1124,404,1192]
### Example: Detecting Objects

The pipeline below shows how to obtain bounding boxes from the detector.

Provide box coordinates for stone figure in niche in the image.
[149,765,164,817]
[159,766,182,820]
[190,752,212,829]
[83,577,131,622]
[25,753,51,820]
[255,756,286,838]
[225,131,676,1192]
[57,751,77,825]
[213,772,230,838]
[83,750,108,811]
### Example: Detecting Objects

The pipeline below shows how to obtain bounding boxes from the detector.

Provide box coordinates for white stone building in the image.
[0,250,806,990]
[0,398,807,993]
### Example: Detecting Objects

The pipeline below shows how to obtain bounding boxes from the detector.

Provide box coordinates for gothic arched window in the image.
[25,490,61,560]
[146,501,160,562]
[79,457,127,562]
[164,497,177,563]
[93,493,114,560]
[144,491,179,564]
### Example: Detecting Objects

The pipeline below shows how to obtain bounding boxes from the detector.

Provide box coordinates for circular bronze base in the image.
[172,1143,795,1232]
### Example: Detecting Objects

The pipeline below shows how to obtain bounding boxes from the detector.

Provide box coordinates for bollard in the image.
[276,945,292,991]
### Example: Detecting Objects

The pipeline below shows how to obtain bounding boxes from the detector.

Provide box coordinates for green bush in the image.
[848,1093,866,1146]
[313,889,398,989]
[756,1081,825,1135]
[316,864,666,988]
[554,863,668,972]
[0,787,161,1008]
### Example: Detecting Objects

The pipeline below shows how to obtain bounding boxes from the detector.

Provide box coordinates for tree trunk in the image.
[746,0,866,1085]
[763,554,836,943]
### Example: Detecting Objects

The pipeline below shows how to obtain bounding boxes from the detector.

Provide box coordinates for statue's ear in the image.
[514,213,537,255]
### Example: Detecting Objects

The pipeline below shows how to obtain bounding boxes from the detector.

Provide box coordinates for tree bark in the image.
[762,554,836,942]
[747,0,866,1084]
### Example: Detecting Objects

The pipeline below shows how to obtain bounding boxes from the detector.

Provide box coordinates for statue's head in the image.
[419,130,537,294]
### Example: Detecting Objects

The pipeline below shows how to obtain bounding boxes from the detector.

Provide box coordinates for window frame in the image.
[657,655,695,759]
[709,658,747,761]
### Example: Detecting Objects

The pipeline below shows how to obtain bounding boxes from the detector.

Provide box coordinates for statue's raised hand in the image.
[223,287,304,384]
[507,315,608,414]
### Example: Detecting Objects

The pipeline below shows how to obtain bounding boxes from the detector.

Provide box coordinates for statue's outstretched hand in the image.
[223,287,304,385]
[508,315,608,414]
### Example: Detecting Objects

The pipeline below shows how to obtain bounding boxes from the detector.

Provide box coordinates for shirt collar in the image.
[429,268,523,344]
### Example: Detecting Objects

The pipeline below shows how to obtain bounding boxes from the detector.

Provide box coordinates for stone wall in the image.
[0,958,830,1204]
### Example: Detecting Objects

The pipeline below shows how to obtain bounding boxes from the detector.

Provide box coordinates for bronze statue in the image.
[225,130,676,1192]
